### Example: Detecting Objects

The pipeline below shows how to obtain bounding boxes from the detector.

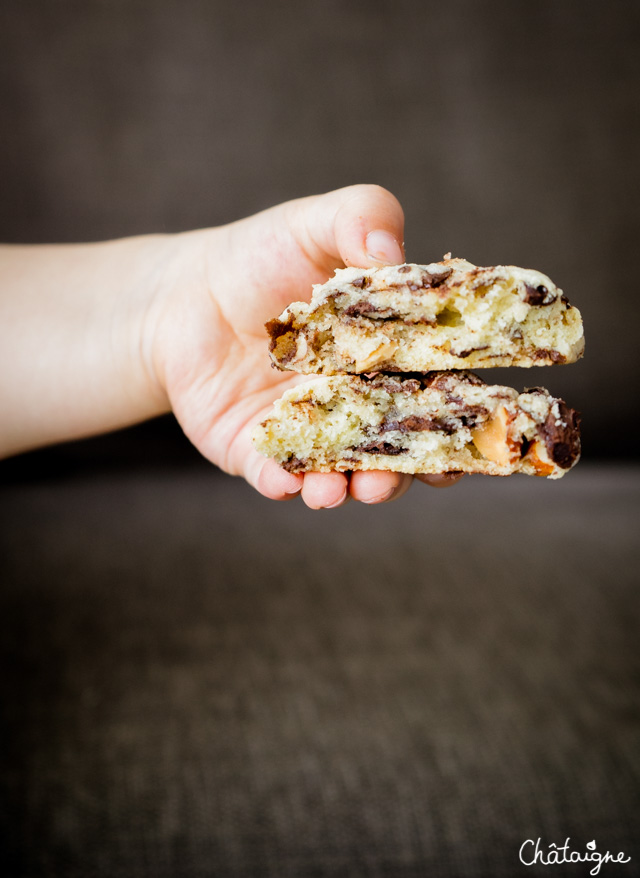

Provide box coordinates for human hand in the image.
[152,184,463,508]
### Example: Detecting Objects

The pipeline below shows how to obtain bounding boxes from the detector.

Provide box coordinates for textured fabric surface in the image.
[1,465,639,876]
[1,0,640,454]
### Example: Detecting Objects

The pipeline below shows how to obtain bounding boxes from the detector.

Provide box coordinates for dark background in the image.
[1,0,639,476]
[1,3,639,877]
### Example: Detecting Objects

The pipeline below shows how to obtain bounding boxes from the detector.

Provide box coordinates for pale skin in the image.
[0,184,462,508]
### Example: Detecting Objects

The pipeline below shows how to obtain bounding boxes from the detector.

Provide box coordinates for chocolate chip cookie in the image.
[267,257,584,374]
[252,371,581,479]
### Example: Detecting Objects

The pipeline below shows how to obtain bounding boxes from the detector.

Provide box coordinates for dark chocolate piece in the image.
[265,315,298,363]
[524,283,556,306]
[541,402,581,469]
[365,374,423,394]
[282,455,307,473]
[344,301,395,319]
[424,371,485,391]
[425,266,453,286]
[380,402,488,434]
[456,346,489,358]
[532,349,566,364]
[520,436,533,458]
[404,266,453,292]
[358,441,407,456]
[379,415,456,435]
[454,404,489,428]
[265,314,294,344]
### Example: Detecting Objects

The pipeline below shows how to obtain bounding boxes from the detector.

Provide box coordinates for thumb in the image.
[294,183,406,270]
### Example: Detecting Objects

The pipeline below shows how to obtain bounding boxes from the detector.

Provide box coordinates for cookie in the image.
[252,371,581,479]
[266,257,584,373]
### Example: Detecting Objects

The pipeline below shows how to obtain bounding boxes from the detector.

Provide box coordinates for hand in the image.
[152,184,463,508]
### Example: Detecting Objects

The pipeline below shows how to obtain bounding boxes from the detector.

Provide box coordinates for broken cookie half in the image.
[267,258,584,374]
[252,371,581,479]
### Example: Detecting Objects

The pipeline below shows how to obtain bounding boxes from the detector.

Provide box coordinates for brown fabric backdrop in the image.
[0,0,639,465]
[2,466,639,877]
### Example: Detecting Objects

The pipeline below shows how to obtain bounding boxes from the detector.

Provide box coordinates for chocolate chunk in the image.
[380,415,456,435]
[344,301,395,319]
[397,265,411,274]
[265,314,294,344]
[358,441,407,455]
[265,315,300,362]
[541,402,581,469]
[456,345,489,358]
[532,349,566,364]
[405,266,453,292]
[282,455,307,473]
[396,415,437,432]
[520,437,533,458]
[377,400,488,434]
[351,276,370,289]
[367,371,485,395]
[398,379,423,394]
[265,319,300,364]
[454,404,489,428]
[426,266,453,287]
[365,374,422,394]
[524,283,556,306]
[425,371,485,391]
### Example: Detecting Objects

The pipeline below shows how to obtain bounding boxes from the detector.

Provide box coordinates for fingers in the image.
[252,459,349,509]
[349,471,413,504]
[415,472,465,488]
[299,183,406,271]
[255,466,406,509]
[301,472,349,509]
[253,457,463,507]
[254,457,303,501]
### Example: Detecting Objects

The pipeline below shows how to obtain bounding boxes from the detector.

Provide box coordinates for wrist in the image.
[82,232,177,428]
[145,225,227,408]
[0,234,189,458]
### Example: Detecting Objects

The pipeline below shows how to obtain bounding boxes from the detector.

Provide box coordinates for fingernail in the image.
[418,472,464,488]
[323,489,348,509]
[365,230,404,265]
[361,487,395,505]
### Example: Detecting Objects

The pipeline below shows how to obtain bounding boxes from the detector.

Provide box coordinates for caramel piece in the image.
[525,439,556,477]
[354,339,399,372]
[471,405,520,466]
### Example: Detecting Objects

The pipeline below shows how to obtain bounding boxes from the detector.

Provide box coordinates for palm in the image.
[161,199,342,478]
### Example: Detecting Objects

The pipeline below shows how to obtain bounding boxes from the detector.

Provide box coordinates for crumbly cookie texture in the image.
[252,371,581,479]
[267,257,584,373]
